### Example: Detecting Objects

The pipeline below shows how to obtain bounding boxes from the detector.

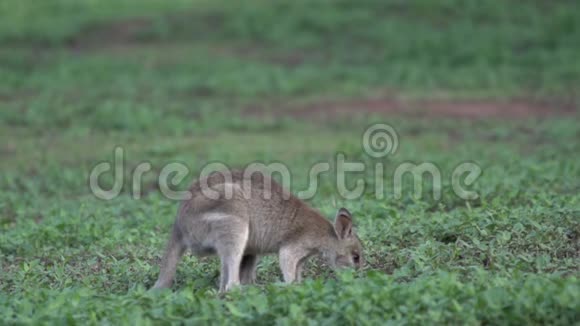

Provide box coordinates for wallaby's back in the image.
[176,169,335,254]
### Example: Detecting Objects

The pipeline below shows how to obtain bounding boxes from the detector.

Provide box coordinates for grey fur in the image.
[152,169,364,292]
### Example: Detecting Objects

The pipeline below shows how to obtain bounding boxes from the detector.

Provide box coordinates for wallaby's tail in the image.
[151,224,185,289]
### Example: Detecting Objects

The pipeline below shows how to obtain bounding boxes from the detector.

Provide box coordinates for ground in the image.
[0,0,579,324]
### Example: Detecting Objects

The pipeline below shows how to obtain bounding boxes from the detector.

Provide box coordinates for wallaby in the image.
[152,168,364,292]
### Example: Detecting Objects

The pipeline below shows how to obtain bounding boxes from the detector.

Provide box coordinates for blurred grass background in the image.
[1,0,579,324]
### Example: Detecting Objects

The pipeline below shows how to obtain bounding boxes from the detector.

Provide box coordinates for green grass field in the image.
[1,0,579,324]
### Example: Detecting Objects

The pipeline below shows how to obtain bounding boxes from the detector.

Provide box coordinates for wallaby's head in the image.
[326,208,364,270]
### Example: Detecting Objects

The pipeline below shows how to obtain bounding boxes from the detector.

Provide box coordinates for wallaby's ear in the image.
[334,208,353,239]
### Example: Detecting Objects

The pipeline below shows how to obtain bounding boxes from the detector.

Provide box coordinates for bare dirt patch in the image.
[66,15,313,67]
[66,12,222,52]
[68,17,153,51]
[245,96,578,121]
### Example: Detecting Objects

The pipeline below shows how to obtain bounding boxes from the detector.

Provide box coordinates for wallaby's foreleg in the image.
[279,245,309,283]
[295,258,306,283]
[240,255,259,284]
[152,233,185,289]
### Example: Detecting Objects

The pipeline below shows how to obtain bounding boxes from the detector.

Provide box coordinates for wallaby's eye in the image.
[352,253,360,264]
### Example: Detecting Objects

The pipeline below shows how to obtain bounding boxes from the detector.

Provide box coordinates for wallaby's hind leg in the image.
[219,259,229,291]
[209,216,249,292]
[240,255,259,284]
[152,230,185,289]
